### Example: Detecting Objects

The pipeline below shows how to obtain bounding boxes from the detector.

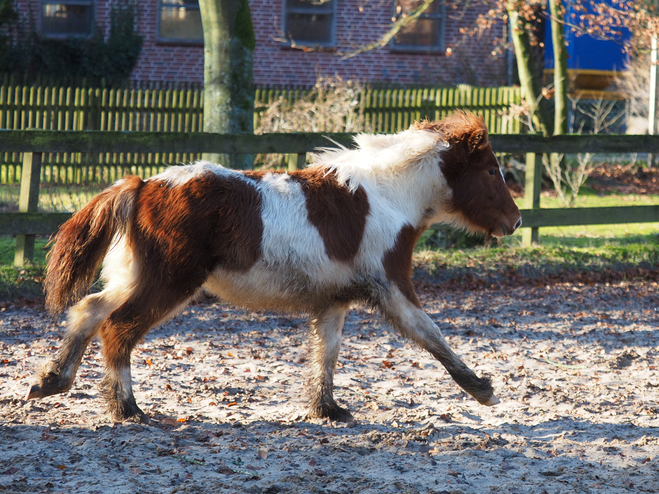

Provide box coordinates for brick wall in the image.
[253,0,509,87]
[12,1,509,87]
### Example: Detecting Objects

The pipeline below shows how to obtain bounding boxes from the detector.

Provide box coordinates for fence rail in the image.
[1,130,658,265]
[0,83,521,184]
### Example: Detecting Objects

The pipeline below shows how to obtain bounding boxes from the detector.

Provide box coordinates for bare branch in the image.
[339,0,436,59]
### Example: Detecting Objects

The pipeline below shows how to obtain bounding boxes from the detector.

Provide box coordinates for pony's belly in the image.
[203,262,354,312]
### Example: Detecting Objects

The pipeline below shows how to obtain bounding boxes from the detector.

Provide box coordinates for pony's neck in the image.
[366,155,453,231]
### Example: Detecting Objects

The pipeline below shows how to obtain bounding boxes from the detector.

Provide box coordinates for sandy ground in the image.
[1,281,659,494]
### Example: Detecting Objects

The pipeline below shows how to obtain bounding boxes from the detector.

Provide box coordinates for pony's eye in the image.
[488,168,497,176]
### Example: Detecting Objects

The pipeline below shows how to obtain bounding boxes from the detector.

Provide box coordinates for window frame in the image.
[156,0,204,45]
[39,0,96,39]
[281,0,337,48]
[389,0,446,53]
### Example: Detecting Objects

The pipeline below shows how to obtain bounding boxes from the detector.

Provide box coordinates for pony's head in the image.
[415,112,522,238]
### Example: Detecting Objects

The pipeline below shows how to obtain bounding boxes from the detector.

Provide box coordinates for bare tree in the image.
[543,96,626,206]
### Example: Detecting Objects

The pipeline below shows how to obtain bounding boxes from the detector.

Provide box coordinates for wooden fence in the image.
[0,84,204,184]
[1,130,658,265]
[0,83,521,184]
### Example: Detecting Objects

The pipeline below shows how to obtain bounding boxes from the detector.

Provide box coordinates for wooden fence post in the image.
[287,152,306,172]
[522,152,542,247]
[14,152,42,266]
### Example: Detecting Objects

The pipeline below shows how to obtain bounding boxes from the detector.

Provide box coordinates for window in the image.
[41,0,94,37]
[283,0,336,47]
[392,0,445,52]
[158,0,203,43]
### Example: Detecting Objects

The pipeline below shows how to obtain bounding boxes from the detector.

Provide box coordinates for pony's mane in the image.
[311,125,441,191]
[412,111,489,148]
[310,111,486,191]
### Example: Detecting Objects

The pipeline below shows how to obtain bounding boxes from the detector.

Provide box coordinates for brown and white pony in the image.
[27,111,521,423]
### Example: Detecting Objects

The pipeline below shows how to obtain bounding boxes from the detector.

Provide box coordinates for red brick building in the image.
[12,0,510,87]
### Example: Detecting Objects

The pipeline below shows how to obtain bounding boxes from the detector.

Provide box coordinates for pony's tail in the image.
[44,176,144,313]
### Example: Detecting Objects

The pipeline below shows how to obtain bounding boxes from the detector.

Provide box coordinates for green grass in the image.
[1,236,657,302]
[0,237,49,302]
[414,243,659,286]
[0,236,49,265]
[0,263,45,302]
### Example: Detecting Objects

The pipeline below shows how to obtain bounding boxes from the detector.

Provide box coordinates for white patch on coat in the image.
[152,160,235,186]
[204,172,354,310]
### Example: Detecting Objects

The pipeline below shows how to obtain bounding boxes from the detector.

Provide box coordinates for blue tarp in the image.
[543,0,631,72]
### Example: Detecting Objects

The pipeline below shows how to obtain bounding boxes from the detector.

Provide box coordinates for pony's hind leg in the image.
[26,292,120,400]
[307,304,352,422]
[98,289,191,423]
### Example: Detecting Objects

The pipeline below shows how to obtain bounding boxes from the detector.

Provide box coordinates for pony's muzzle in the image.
[497,213,522,237]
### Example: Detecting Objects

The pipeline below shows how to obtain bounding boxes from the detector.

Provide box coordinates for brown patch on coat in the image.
[416,111,520,236]
[291,167,370,262]
[133,171,264,282]
[46,171,264,315]
[98,171,264,370]
[383,224,423,308]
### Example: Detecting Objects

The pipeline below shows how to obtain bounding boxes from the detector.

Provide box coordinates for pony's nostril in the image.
[514,217,522,230]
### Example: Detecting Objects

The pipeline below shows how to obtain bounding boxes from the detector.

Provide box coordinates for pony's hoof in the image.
[25,383,43,400]
[113,411,150,424]
[25,373,72,400]
[308,403,354,423]
[482,395,500,406]
[124,412,150,424]
[110,402,150,424]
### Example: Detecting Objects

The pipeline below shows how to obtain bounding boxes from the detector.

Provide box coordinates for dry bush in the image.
[255,76,370,168]
[617,51,650,133]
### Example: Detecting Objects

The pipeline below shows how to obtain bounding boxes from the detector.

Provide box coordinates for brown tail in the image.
[44,176,144,313]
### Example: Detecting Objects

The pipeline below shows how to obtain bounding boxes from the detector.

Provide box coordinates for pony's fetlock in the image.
[100,373,148,423]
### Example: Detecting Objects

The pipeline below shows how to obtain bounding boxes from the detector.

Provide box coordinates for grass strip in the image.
[414,243,659,288]
[0,264,46,304]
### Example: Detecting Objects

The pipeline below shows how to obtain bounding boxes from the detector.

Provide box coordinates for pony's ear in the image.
[467,128,488,153]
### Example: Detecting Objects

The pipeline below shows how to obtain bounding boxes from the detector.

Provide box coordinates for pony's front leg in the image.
[307,304,353,422]
[379,286,499,406]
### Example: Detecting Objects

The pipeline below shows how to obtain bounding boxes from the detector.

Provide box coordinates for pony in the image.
[26,111,522,423]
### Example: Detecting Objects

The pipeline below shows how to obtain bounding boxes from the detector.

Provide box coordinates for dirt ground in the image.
[1,280,659,494]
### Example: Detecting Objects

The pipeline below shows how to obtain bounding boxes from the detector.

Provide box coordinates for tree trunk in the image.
[199,0,255,169]
[549,0,568,136]
[507,4,552,137]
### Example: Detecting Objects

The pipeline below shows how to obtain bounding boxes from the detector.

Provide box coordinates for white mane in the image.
[310,127,448,192]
